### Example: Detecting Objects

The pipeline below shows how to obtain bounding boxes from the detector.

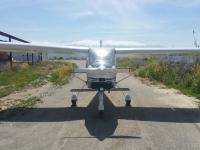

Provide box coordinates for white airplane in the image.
[0,41,199,119]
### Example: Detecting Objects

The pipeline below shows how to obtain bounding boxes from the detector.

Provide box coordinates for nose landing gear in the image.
[98,88,104,119]
[71,93,77,106]
[125,94,131,106]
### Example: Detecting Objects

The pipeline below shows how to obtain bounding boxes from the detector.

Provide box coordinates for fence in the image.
[0,31,42,66]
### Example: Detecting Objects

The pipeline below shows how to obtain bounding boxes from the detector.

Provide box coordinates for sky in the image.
[0,0,200,47]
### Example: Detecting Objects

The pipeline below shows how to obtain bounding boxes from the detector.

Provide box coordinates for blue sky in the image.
[0,0,200,47]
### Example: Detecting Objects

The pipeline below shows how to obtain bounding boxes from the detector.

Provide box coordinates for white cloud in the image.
[31,41,57,45]
[73,11,94,17]
[31,39,147,47]
[103,40,145,47]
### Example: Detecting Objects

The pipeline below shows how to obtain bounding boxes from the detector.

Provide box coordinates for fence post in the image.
[9,36,12,67]
[32,53,34,65]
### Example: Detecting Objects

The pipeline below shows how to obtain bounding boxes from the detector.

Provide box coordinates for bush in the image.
[138,60,200,99]
[21,62,29,69]
[50,64,73,84]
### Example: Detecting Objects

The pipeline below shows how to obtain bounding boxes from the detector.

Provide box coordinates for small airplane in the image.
[0,41,199,119]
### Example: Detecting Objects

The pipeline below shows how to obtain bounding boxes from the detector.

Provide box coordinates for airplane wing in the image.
[0,42,89,54]
[0,42,200,55]
[115,47,200,55]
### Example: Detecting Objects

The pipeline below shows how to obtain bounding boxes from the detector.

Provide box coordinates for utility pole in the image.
[100,39,103,47]
[193,30,199,48]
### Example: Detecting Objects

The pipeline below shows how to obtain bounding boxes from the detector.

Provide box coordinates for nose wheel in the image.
[98,88,104,119]
[99,110,104,119]
[125,94,131,106]
[71,93,77,106]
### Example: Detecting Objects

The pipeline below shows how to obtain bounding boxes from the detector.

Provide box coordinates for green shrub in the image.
[138,60,200,100]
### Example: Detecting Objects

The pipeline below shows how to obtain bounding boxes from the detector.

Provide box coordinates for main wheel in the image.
[126,100,131,106]
[72,100,76,106]
[99,110,104,119]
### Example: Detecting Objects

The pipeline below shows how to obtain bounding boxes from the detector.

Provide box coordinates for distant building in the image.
[0,52,8,64]
[11,52,40,62]
[0,51,41,65]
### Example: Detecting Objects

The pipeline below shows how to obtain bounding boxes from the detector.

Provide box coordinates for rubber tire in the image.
[72,100,76,106]
[99,110,104,119]
[126,101,131,106]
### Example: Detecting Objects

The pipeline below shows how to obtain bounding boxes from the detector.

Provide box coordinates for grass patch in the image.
[0,60,77,98]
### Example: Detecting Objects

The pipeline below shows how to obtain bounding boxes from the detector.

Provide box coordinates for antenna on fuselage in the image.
[100,39,103,47]
[193,30,199,48]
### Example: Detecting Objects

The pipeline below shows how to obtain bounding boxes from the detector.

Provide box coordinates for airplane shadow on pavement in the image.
[1,93,200,141]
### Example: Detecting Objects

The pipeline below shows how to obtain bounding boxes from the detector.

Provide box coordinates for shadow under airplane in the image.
[1,93,200,141]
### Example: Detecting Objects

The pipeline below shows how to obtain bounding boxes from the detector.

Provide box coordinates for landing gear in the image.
[99,110,104,119]
[98,88,104,119]
[125,94,131,106]
[126,101,131,106]
[72,101,77,106]
[71,93,77,106]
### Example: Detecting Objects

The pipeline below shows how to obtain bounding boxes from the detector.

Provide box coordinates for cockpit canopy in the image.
[88,48,115,68]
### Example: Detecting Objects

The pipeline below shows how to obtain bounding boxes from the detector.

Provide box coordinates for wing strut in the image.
[116,72,136,84]
[73,74,87,84]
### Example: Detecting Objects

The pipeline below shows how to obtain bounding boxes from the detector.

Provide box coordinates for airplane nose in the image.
[99,65,106,70]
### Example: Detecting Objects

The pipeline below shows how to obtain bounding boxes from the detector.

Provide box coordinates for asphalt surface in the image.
[0,60,200,150]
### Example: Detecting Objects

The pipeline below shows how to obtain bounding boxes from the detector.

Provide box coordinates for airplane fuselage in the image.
[86,48,116,91]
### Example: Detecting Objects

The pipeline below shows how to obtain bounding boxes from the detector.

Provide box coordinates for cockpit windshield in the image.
[89,48,115,65]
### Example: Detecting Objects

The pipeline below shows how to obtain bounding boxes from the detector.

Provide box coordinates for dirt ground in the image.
[0,82,57,111]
